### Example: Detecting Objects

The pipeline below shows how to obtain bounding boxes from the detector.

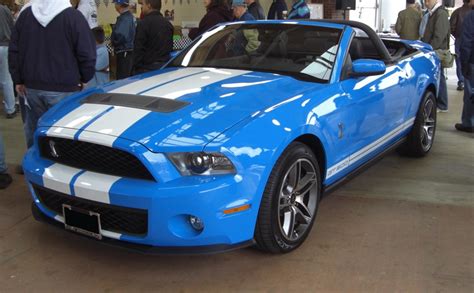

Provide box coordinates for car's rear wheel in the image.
[255,142,321,253]
[398,90,437,157]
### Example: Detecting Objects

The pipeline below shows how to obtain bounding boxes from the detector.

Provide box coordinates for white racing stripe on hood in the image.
[47,104,111,134]
[109,67,205,95]
[46,127,78,140]
[144,68,251,98]
[31,0,71,27]
[43,164,81,195]
[78,107,151,147]
[73,171,121,204]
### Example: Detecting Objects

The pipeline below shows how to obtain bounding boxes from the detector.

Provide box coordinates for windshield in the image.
[169,24,343,83]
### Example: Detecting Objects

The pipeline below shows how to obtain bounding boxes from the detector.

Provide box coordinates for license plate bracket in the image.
[63,204,102,240]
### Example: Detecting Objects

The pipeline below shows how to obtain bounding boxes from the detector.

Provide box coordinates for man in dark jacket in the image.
[112,0,136,79]
[267,0,287,20]
[189,0,233,40]
[455,5,474,133]
[450,0,472,91]
[8,0,96,148]
[245,0,265,20]
[422,0,450,112]
[133,0,173,74]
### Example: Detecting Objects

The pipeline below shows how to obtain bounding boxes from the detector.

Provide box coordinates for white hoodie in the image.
[77,0,98,29]
[30,0,71,27]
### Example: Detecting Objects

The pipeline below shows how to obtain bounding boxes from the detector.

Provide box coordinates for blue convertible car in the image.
[25,20,439,254]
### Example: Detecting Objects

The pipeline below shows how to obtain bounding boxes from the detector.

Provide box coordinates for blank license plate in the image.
[63,205,102,240]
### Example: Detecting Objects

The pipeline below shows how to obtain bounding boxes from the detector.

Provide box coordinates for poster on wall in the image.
[308,4,324,20]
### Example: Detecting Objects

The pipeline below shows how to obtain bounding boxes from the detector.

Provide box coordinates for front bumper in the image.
[24,140,262,252]
[31,202,255,254]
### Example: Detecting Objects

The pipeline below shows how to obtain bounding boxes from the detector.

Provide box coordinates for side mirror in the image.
[350,59,386,78]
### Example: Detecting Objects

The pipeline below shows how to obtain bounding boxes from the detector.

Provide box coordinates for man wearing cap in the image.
[395,0,422,40]
[112,0,136,79]
[233,0,255,21]
[230,0,260,56]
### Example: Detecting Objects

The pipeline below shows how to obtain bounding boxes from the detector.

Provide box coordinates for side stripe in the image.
[326,118,415,179]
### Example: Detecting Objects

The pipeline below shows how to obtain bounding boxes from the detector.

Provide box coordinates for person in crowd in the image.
[233,0,254,21]
[0,132,12,189]
[267,0,287,20]
[189,0,233,40]
[112,0,136,79]
[419,6,430,37]
[245,0,265,20]
[287,0,310,20]
[133,0,173,74]
[229,0,260,56]
[8,0,96,148]
[395,0,422,40]
[87,26,110,88]
[450,0,472,91]
[455,3,474,133]
[422,0,450,112]
[0,2,17,119]
[77,0,99,29]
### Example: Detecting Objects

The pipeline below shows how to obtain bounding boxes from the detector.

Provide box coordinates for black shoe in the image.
[6,111,17,119]
[455,123,474,133]
[0,173,13,189]
[457,83,464,91]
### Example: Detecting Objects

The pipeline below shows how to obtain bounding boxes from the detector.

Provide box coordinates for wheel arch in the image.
[294,134,327,183]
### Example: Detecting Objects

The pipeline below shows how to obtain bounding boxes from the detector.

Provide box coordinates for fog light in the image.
[189,215,204,231]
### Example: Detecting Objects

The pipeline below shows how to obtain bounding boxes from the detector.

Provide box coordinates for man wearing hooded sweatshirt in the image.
[8,0,96,148]
[77,0,99,29]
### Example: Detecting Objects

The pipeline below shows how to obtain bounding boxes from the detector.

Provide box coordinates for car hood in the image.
[41,67,324,152]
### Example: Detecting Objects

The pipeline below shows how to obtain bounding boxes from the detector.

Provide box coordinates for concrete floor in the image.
[0,69,473,292]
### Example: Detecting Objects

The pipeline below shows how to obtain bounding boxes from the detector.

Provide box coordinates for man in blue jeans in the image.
[450,0,472,91]
[9,0,96,148]
[0,3,17,119]
[0,133,12,189]
[455,5,474,133]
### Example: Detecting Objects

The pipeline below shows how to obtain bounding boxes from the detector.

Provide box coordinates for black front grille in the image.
[39,137,155,181]
[34,185,148,236]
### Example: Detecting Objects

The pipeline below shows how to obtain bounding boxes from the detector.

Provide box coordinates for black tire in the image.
[255,142,321,254]
[398,90,437,157]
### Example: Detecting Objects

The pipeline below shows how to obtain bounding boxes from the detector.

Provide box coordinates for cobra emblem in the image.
[49,140,59,158]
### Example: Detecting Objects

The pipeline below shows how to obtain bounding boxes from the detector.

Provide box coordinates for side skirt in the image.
[322,137,407,196]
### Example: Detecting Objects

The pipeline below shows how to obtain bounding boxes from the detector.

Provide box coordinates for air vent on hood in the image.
[82,93,190,113]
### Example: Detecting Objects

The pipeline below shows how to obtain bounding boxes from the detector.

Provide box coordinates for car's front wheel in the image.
[255,142,321,253]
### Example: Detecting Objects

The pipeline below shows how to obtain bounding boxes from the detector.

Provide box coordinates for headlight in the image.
[168,152,236,175]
